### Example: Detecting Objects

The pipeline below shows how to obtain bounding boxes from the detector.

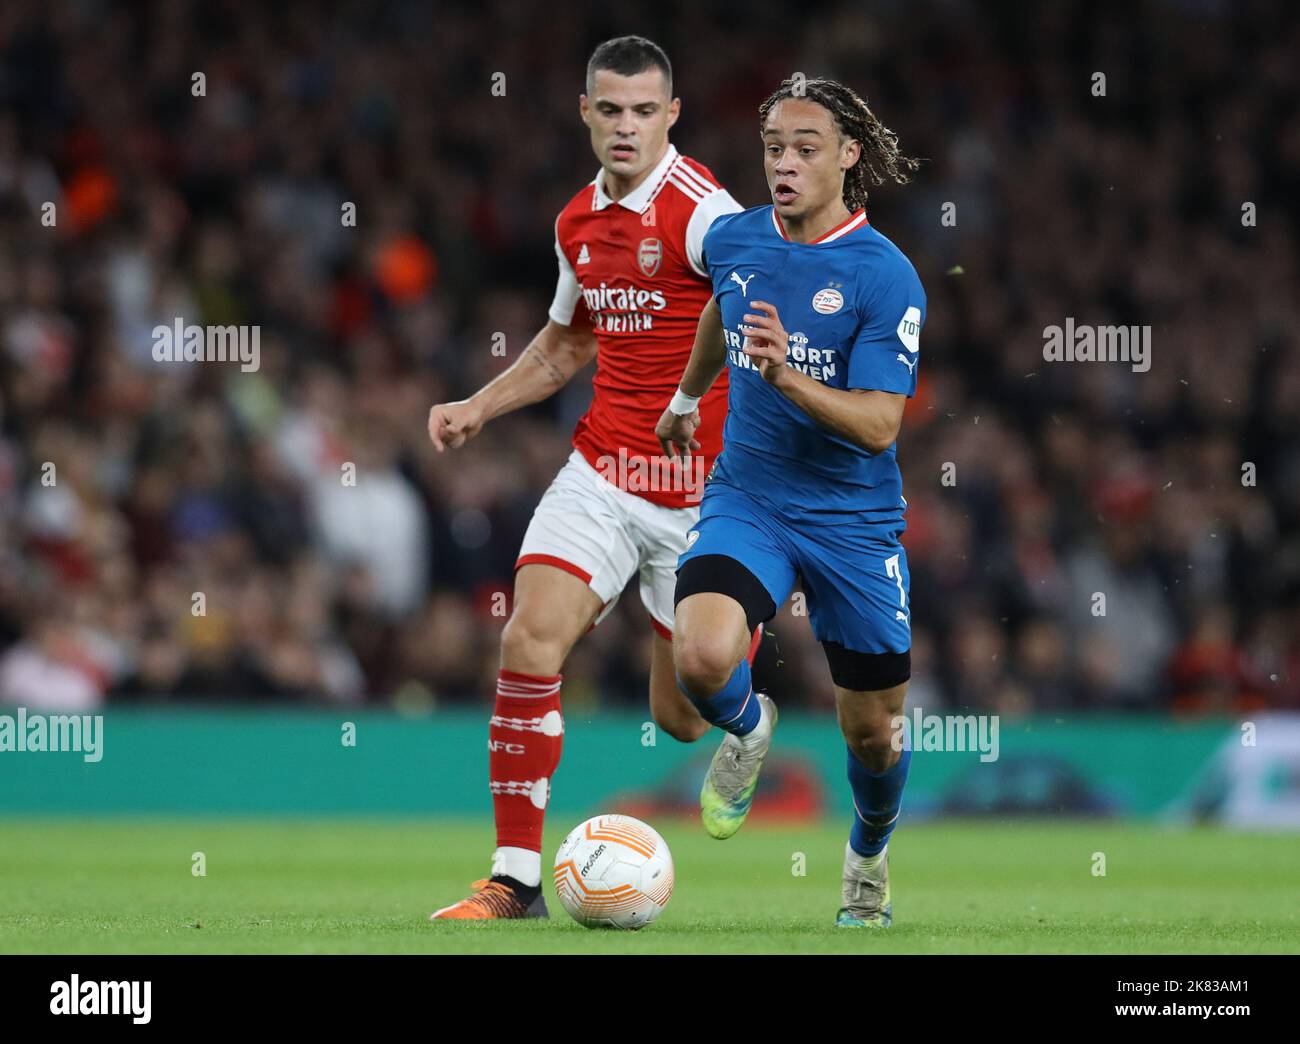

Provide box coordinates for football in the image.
[553,814,675,929]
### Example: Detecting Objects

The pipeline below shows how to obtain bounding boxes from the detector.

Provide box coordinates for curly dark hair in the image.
[758,77,921,211]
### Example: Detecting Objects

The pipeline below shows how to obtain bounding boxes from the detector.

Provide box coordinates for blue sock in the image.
[847,746,911,857]
[676,659,760,736]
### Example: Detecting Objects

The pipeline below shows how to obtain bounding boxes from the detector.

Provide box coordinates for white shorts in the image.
[516,450,699,638]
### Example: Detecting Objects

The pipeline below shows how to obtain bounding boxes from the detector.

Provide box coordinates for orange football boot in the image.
[429,878,549,920]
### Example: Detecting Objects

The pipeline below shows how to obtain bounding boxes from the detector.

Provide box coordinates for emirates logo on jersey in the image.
[581,280,668,333]
[637,238,663,277]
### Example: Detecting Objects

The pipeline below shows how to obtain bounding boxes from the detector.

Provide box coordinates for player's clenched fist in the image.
[741,300,790,387]
[428,399,485,452]
[656,405,702,461]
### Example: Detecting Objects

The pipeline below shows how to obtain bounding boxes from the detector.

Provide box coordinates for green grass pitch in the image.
[1,818,1296,954]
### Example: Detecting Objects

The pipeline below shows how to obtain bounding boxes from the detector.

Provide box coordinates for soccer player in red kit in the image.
[427,36,743,919]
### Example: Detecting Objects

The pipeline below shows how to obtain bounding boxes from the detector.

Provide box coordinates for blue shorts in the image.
[677,477,911,655]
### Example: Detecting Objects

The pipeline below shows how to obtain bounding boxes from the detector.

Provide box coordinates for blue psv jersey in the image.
[703,205,925,524]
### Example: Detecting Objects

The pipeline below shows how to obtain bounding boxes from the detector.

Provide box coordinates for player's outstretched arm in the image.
[427,319,598,452]
[743,301,906,455]
[655,297,726,461]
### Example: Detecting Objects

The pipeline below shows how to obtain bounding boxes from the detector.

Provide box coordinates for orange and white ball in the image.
[553,814,674,930]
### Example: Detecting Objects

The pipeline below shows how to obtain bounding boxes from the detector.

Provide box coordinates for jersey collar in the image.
[591,143,679,213]
[770,206,868,244]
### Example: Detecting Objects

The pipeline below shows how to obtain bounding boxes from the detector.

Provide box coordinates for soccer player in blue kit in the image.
[655,77,924,927]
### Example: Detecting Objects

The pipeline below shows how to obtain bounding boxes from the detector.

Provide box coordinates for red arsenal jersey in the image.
[549,144,740,508]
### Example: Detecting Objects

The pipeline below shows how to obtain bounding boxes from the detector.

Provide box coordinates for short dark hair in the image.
[586,35,672,96]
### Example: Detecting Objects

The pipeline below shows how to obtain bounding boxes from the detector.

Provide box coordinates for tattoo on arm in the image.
[526,342,567,387]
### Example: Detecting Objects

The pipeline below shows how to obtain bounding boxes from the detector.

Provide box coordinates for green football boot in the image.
[699,693,778,840]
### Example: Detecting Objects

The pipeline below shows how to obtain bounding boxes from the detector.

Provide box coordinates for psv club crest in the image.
[637,238,663,277]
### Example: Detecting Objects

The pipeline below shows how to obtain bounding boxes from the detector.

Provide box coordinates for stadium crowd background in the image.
[1,0,1297,718]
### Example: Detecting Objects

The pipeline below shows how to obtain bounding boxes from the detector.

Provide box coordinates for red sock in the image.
[489,670,564,853]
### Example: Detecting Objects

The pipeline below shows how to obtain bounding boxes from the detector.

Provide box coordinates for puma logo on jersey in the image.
[730,272,754,295]
[896,353,918,375]
[576,244,590,264]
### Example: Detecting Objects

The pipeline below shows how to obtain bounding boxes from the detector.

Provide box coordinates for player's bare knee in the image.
[673,633,739,698]
[500,610,566,675]
[842,722,899,773]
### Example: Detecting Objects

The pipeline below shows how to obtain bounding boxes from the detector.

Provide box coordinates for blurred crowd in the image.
[1,0,1297,717]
